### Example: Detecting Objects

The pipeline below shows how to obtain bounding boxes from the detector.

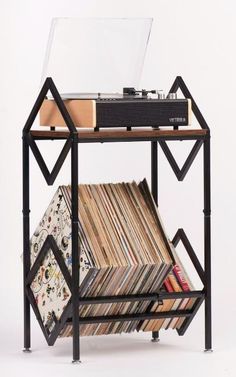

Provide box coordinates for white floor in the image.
[0,305,234,377]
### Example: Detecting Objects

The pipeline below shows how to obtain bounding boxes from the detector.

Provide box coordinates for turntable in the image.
[39,18,191,129]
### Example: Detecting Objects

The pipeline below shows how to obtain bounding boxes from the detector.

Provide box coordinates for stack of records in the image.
[30,179,194,337]
[138,245,196,332]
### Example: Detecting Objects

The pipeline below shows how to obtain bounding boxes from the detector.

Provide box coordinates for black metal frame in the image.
[22,76,212,362]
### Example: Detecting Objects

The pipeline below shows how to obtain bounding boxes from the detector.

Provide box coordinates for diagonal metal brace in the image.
[25,235,73,345]
[172,228,205,286]
[23,77,77,134]
[168,76,209,131]
[26,235,72,289]
[172,228,206,335]
[26,133,72,185]
[23,77,77,185]
[159,139,203,181]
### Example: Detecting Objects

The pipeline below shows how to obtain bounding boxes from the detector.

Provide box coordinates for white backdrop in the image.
[0,1,235,376]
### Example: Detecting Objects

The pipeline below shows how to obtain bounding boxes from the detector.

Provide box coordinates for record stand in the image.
[22,76,212,362]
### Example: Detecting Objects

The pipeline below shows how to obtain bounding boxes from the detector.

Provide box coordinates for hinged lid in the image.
[41,17,153,94]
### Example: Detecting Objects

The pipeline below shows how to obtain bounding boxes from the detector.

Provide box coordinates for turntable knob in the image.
[167,92,177,99]
[157,90,165,99]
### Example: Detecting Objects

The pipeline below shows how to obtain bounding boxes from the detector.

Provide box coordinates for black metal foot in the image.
[204,349,213,353]
[151,331,160,342]
[23,348,32,353]
[151,337,160,343]
[72,359,81,364]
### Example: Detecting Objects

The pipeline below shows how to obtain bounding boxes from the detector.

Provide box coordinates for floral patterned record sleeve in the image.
[30,187,92,328]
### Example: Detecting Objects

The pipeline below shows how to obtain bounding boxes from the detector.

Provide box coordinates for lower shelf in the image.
[34,291,205,344]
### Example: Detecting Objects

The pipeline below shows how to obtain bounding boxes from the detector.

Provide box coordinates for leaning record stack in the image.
[30,179,194,337]
[136,182,196,333]
[138,245,196,332]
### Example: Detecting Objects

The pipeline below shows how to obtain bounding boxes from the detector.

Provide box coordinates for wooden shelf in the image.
[30,128,207,142]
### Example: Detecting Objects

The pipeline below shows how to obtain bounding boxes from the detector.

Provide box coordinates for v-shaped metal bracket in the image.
[23,77,77,185]
[172,228,205,335]
[159,76,208,181]
[159,139,203,181]
[172,228,205,285]
[26,133,72,185]
[25,235,73,346]
[23,77,77,134]
[168,76,209,131]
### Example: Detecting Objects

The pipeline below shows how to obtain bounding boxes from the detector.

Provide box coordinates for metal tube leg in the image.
[203,134,212,352]
[22,135,31,352]
[71,134,81,363]
[151,331,160,343]
[151,141,158,205]
[151,141,160,343]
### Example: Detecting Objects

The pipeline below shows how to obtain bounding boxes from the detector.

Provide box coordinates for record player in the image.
[40,88,191,129]
[39,18,191,129]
